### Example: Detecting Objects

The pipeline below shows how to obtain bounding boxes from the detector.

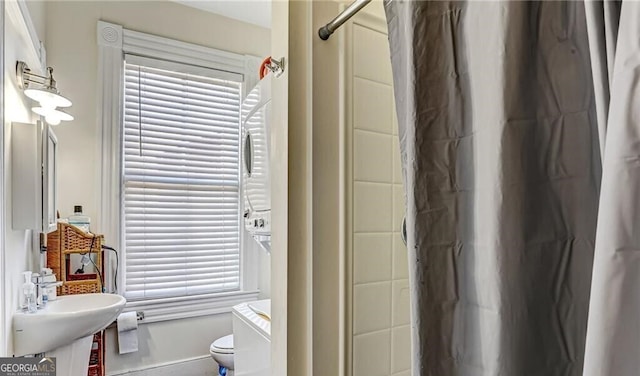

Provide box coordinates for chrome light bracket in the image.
[16,61,32,89]
[265,57,285,78]
[16,61,58,92]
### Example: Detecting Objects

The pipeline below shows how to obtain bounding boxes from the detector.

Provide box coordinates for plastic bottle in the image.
[68,205,91,232]
[41,268,58,302]
[22,271,37,313]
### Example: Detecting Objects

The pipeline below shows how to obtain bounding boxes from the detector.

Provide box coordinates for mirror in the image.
[10,121,57,234]
[44,125,58,233]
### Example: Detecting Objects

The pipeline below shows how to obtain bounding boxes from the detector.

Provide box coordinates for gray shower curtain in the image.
[383,1,640,375]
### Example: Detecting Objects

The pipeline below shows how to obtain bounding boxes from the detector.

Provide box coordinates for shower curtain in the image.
[383,1,640,375]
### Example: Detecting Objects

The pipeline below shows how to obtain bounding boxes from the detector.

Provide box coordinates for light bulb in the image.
[45,115,61,126]
[32,107,73,125]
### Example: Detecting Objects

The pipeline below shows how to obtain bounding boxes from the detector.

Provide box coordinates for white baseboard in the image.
[108,355,216,376]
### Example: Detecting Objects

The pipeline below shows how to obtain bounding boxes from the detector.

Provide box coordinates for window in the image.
[97,22,260,322]
[122,56,243,301]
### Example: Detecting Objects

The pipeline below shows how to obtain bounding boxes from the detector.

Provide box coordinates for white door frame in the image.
[1,0,45,356]
[0,0,6,356]
[310,4,390,376]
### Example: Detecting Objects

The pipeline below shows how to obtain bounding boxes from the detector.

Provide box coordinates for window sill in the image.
[122,290,260,324]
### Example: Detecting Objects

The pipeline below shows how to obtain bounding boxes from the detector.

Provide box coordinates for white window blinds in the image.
[123,55,243,301]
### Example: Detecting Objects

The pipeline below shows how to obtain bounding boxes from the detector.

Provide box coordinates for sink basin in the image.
[13,293,126,356]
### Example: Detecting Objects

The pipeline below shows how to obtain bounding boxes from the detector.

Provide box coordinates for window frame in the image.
[97,21,260,323]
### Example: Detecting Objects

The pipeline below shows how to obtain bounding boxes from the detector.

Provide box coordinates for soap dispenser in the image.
[22,271,37,313]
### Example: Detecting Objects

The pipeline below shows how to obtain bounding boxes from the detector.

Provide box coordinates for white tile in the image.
[393,370,411,376]
[392,139,402,184]
[354,182,392,233]
[353,330,391,376]
[393,185,405,233]
[354,233,392,284]
[354,78,393,134]
[392,233,409,280]
[391,326,411,373]
[354,282,391,334]
[354,25,393,85]
[354,130,392,183]
[392,280,410,327]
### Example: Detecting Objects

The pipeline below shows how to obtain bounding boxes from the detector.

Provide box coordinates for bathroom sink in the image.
[13,293,126,356]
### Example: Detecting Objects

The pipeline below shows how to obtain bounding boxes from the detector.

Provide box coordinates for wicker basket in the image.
[61,224,102,251]
[60,279,102,295]
[47,222,104,295]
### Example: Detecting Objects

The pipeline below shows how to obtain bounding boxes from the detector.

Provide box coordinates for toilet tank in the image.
[232,300,271,376]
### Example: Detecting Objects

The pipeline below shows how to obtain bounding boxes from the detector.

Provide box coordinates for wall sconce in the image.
[17,61,74,125]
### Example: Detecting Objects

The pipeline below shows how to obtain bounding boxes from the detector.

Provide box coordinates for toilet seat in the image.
[211,334,234,355]
[210,334,234,374]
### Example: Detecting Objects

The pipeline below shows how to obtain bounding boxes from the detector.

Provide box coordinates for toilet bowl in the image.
[210,334,234,376]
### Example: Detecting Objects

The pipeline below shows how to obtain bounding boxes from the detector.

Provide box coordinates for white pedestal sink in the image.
[13,293,126,376]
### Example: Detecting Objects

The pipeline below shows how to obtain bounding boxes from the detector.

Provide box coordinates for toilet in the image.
[210,334,234,376]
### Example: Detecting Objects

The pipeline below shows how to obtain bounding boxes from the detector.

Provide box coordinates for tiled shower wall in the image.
[350,21,411,376]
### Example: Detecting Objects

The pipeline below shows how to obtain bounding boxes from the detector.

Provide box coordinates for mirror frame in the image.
[42,122,58,234]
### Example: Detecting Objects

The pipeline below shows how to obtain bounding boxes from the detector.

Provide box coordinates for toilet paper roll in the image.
[117,311,138,354]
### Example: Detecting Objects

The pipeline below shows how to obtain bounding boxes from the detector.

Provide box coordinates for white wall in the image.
[43,1,270,373]
[104,313,233,375]
[24,1,45,42]
[2,0,47,356]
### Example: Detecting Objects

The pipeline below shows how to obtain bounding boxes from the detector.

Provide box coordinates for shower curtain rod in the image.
[318,0,372,40]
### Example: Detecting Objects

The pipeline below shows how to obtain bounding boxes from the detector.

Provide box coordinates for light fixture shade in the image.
[45,116,61,126]
[24,88,72,108]
[32,107,74,125]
